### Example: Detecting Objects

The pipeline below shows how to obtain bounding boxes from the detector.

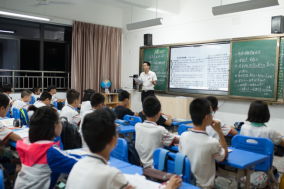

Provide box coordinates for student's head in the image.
[47,85,57,94]
[90,93,105,109]
[82,108,117,154]
[2,84,13,93]
[28,106,62,143]
[82,89,96,102]
[0,94,10,117]
[39,92,52,106]
[206,96,218,112]
[143,61,151,72]
[190,98,213,126]
[142,96,161,122]
[118,90,130,105]
[66,89,80,107]
[21,89,32,103]
[33,87,40,95]
[246,100,270,123]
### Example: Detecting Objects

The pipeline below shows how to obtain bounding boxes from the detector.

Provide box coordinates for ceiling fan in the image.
[37,0,76,5]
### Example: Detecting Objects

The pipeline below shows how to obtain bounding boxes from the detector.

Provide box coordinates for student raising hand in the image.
[165,175,182,189]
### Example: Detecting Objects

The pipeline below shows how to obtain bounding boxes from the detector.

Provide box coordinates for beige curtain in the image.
[71,21,122,98]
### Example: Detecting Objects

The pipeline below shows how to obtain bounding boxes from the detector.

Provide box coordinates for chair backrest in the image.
[110,138,129,162]
[0,169,4,189]
[153,148,194,184]
[178,124,194,135]
[12,108,21,119]
[53,101,58,109]
[5,110,10,118]
[232,135,274,172]
[29,96,35,105]
[123,115,142,126]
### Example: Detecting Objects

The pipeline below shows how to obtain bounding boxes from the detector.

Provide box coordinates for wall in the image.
[121,0,284,134]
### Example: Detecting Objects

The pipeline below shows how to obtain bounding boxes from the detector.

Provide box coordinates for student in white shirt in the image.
[0,93,22,175]
[135,96,179,168]
[79,93,105,147]
[80,89,95,115]
[47,85,65,104]
[60,89,81,127]
[11,89,32,116]
[2,83,14,105]
[135,61,157,103]
[179,98,228,189]
[205,96,238,141]
[28,92,53,118]
[241,100,284,146]
[66,108,182,189]
[33,87,41,101]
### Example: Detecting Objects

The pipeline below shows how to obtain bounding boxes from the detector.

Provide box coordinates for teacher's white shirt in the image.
[138,70,157,91]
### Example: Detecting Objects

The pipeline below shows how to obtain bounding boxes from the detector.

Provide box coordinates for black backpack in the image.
[124,137,141,166]
[60,117,82,150]
[57,102,63,110]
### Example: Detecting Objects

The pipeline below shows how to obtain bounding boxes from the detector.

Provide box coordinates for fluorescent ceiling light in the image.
[213,0,279,16]
[127,18,163,30]
[0,11,50,21]
[0,30,15,33]
[146,8,172,15]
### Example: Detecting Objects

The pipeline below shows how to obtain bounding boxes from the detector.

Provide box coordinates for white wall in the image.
[121,0,284,134]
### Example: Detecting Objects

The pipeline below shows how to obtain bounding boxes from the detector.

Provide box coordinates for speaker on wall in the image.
[144,34,152,46]
[271,16,284,34]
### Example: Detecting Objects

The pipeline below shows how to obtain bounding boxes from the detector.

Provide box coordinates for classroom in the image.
[1,0,284,189]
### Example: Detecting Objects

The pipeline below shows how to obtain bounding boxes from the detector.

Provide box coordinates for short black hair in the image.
[2,84,12,93]
[206,96,218,111]
[39,92,52,101]
[47,85,56,92]
[143,96,161,117]
[66,89,80,104]
[21,89,32,98]
[33,87,40,93]
[143,61,151,67]
[90,93,105,107]
[82,89,96,102]
[118,90,130,101]
[28,106,59,143]
[0,93,10,108]
[246,100,270,123]
[82,108,116,153]
[190,98,211,126]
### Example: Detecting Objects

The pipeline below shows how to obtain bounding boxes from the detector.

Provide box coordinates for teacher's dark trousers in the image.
[141,90,155,103]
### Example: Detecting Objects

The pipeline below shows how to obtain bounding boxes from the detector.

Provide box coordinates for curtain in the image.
[71,21,121,98]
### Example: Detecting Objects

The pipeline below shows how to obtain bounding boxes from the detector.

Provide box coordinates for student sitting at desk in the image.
[0,94,22,176]
[135,96,179,168]
[33,87,41,100]
[2,83,14,105]
[80,89,95,115]
[47,85,65,103]
[14,106,81,189]
[66,108,182,189]
[11,89,32,116]
[241,100,284,146]
[114,90,138,119]
[28,92,54,118]
[79,93,105,147]
[179,98,228,189]
[205,96,238,141]
[61,89,82,127]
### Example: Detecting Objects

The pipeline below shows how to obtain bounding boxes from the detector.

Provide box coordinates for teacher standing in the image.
[136,61,157,103]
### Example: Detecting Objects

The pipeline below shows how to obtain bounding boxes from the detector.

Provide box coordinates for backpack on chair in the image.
[124,137,141,166]
[60,117,82,150]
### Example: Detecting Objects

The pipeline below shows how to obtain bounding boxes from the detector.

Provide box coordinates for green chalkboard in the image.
[277,38,284,100]
[142,47,169,91]
[229,39,278,100]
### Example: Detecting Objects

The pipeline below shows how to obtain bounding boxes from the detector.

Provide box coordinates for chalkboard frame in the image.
[139,45,170,93]
[228,37,279,101]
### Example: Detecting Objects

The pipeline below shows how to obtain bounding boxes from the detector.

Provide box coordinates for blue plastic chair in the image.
[29,96,35,105]
[153,148,195,184]
[178,124,193,135]
[0,169,4,189]
[12,108,21,119]
[53,101,58,109]
[110,138,129,162]
[232,135,278,187]
[123,115,142,126]
[5,110,11,118]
